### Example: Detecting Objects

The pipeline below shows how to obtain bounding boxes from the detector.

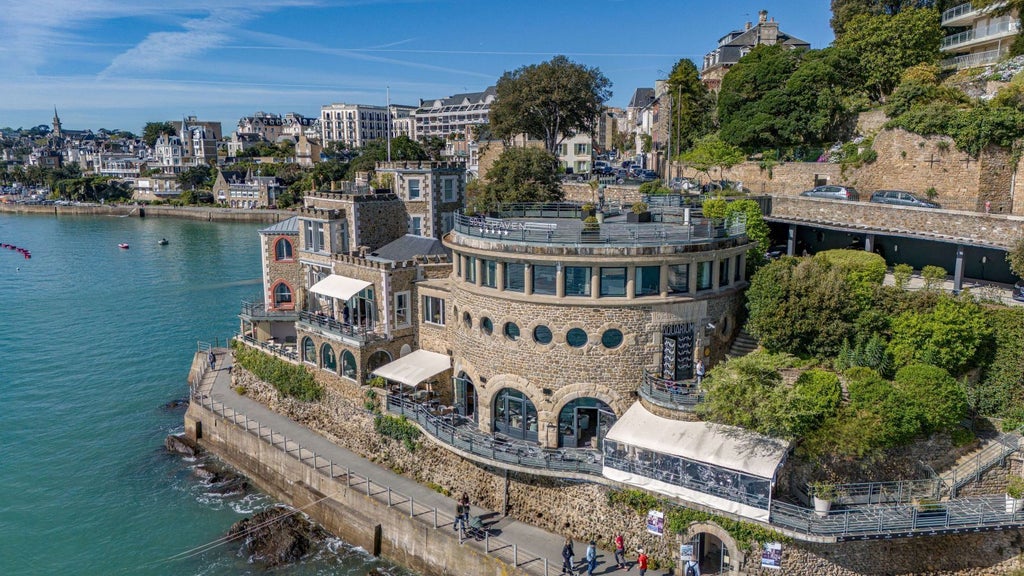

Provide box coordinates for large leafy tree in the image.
[833,8,943,101]
[830,0,951,37]
[476,146,562,209]
[677,135,744,182]
[664,59,715,155]
[887,297,992,375]
[348,135,427,173]
[490,55,612,155]
[142,121,177,147]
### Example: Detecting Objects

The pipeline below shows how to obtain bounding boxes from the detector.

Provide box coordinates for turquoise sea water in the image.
[0,213,408,576]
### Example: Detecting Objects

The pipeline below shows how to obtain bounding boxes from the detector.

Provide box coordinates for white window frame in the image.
[422,295,446,326]
[442,177,456,202]
[394,291,411,328]
[407,178,421,200]
[409,215,423,236]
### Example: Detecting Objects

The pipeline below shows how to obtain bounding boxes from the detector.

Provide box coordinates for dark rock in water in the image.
[162,398,189,410]
[192,465,218,482]
[165,434,200,457]
[206,478,249,497]
[227,506,329,567]
[367,569,388,576]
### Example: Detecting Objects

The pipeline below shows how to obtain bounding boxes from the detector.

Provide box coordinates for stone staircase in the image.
[939,431,1021,497]
[727,329,758,358]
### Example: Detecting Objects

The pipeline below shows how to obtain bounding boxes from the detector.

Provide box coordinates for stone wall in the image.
[262,232,303,312]
[223,363,1024,575]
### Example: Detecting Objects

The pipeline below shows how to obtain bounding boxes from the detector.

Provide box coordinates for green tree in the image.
[142,121,177,147]
[348,136,427,174]
[702,198,771,273]
[678,135,745,183]
[420,135,447,161]
[1008,236,1024,281]
[893,364,968,432]
[698,352,791,437]
[833,8,943,101]
[490,55,612,155]
[786,370,842,437]
[887,297,992,375]
[177,166,214,202]
[664,58,715,154]
[477,146,562,208]
[830,0,951,37]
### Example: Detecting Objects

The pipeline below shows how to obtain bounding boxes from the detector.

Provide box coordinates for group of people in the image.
[452,492,471,533]
[560,534,670,575]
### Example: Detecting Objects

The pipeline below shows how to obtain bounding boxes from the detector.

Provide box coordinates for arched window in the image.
[302,337,316,364]
[341,351,357,380]
[366,350,392,376]
[274,237,293,260]
[321,343,336,371]
[493,388,538,442]
[272,282,293,309]
[556,398,616,449]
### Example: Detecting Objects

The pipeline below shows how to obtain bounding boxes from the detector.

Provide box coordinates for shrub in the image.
[699,352,797,437]
[974,308,1024,417]
[815,249,887,286]
[893,263,913,290]
[888,297,992,375]
[921,265,947,290]
[631,201,649,214]
[373,414,421,451]
[231,340,323,401]
[583,215,600,231]
[786,370,842,436]
[893,364,967,433]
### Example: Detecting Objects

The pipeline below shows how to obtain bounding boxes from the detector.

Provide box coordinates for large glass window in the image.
[482,260,497,288]
[341,351,357,380]
[409,216,422,236]
[564,266,591,297]
[720,258,730,287]
[394,291,410,327]
[321,344,336,371]
[566,328,588,348]
[422,296,446,325]
[533,325,553,345]
[504,322,520,341]
[303,220,325,252]
[272,282,293,308]
[668,264,689,293]
[533,265,557,295]
[465,256,477,283]
[697,261,713,291]
[635,266,660,296]
[407,179,421,200]
[302,337,316,364]
[442,178,456,202]
[493,388,538,442]
[504,263,525,292]
[600,267,627,297]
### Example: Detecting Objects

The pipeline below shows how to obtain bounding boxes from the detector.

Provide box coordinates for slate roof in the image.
[260,215,299,234]
[628,88,656,109]
[368,234,448,262]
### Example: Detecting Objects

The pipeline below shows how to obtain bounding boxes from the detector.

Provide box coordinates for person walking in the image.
[460,492,470,527]
[683,557,701,576]
[636,548,649,576]
[613,533,626,569]
[208,350,216,370]
[585,540,597,576]
[695,359,705,386]
[561,538,576,575]
[453,500,465,533]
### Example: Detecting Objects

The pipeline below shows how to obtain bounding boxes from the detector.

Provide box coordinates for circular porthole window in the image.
[566,328,588,348]
[504,322,520,341]
[533,325,552,345]
[463,312,472,329]
[481,317,494,335]
[601,328,624,349]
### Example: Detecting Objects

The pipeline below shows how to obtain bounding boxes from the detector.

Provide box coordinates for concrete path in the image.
[197,349,664,576]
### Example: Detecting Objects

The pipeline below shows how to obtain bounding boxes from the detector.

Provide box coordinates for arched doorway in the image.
[681,522,741,575]
[454,371,477,423]
[557,398,616,449]
[493,388,538,442]
[366,350,392,379]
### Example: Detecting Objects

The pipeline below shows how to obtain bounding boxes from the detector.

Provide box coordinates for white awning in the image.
[371,349,451,387]
[604,402,789,480]
[309,274,371,302]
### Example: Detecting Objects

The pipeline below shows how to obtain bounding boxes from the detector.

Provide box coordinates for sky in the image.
[0,0,835,135]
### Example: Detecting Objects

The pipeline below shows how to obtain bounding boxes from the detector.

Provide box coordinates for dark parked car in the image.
[637,170,658,182]
[799,185,859,201]
[869,189,940,208]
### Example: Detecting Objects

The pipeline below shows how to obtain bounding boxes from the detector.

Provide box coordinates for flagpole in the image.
[386,86,392,163]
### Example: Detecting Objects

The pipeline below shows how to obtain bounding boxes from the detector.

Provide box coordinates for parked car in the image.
[703,180,748,194]
[765,244,789,260]
[799,185,859,201]
[637,170,658,182]
[1014,280,1024,303]
[669,177,699,192]
[869,189,940,208]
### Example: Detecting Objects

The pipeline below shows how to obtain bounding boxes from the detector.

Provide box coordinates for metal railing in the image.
[945,434,1021,496]
[386,394,603,475]
[942,2,976,23]
[637,370,704,411]
[191,388,560,575]
[238,333,298,361]
[941,47,1008,69]
[942,19,1020,49]
[603,454,771,511]
[298,310,383,342]
[240,299,300,320]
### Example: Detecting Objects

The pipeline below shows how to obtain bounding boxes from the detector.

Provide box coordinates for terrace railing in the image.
[240,299,299,320]
[298,310,383,342]
[638,370,704,411]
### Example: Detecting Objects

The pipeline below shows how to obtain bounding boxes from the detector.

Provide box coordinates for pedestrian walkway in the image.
[194,348,656,576]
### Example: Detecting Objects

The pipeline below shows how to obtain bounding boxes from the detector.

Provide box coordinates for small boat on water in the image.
[158,238,169,246]
[118,243,130,249]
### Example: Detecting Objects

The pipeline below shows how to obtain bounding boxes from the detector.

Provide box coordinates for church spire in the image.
[52,107,62,138]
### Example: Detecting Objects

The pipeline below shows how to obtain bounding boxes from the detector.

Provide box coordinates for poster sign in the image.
[679,544,694,562]
[645,510,664,536]
[760,542,782,569]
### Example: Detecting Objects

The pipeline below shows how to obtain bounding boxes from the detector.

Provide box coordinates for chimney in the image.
[745,21,752,30]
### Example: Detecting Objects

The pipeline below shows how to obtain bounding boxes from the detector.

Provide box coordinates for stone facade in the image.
[376,161,467,240]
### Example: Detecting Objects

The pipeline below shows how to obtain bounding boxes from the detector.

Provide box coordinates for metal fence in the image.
[298,310,382,342]
[637,371,704,411]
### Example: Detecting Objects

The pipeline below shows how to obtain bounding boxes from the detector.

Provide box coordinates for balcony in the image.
[239,299,298,322]
[637,370,705,411]
[941,18,1020,51]
[941,46,1009,69]
[942,2,1007,26]
[297,310,385,343]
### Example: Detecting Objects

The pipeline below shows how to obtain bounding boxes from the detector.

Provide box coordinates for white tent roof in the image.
[309,274,371,302]
[604,402,789,480]
[371,349,451,387]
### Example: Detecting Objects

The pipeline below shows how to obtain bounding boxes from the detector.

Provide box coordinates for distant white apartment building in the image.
[941,2,1021,69]
[236,111,320,143]
[413,86,495,140]
[320,103,416,149]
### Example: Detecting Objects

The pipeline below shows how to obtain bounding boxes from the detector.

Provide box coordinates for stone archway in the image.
[680,522,745,575]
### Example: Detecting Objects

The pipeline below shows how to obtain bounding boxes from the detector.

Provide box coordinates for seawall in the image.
[0,203,290,223]
[183,396,534,576]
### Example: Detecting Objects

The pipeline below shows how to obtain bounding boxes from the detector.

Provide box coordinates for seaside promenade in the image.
[194,348,654,576]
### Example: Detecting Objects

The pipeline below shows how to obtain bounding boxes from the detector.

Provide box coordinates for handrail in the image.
[637,370,704,410]
[297,310,382,341]
[238,333,298,361]
[942,19,1020,49]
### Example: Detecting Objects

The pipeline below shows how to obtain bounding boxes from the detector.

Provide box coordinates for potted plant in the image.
[1006,476,1024,513]
[581,215,600,241]
[627,201,651,223]
[810,481,837,516]
[580,203,596,219]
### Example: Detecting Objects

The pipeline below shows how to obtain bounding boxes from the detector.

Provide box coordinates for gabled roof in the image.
[260,215,299,234]
[368,234,447,262]
[628,88,656,109]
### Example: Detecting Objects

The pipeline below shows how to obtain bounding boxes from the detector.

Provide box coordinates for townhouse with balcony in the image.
[320,103,416,149]
[700,10,810,92]
[941,2,1021,69]
[413,87,495,141]
[212,168,282,209]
